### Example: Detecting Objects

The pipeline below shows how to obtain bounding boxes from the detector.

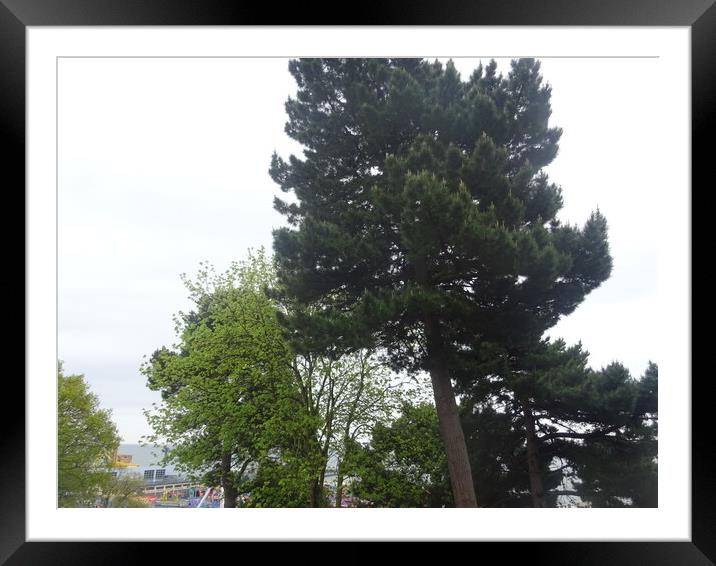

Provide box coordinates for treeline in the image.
[141,57,657,508]
[142,250,656,508]
[142,251,418,507]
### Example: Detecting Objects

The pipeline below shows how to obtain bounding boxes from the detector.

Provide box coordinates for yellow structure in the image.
[109,449,139,468]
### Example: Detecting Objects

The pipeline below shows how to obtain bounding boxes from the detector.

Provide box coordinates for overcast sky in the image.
[58,57,659,443]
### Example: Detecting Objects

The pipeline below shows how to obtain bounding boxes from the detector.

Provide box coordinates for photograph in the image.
[57,54,661,511]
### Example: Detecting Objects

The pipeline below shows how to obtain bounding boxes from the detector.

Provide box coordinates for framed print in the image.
[7,0,712,563]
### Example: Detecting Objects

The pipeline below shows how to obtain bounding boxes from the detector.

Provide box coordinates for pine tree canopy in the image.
[270,57,612,371]
[456,338,658,507]
[270,58,614,507]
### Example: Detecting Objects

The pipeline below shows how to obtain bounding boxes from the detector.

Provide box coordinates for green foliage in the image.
[142,249,317,506]
[347,402,453,507]
[103,475,149,508]
[142,248,415,507]
[567,362,658,507]
[244,458,315,508]
[460,402,538,507]
[58,363,121,507]
[270,58,613,507]
[289,348,413,506]
[457,338,658,507]
[270,58,612,372]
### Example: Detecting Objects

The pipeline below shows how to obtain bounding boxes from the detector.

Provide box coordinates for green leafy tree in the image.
[347,402,453,507]
[58,364,121,507]
[143,250,408,508]
[103,475,149,508]
[269,58,612,506]
[286,348,411,507]
[325,351,412,507]
[142,249,316,507]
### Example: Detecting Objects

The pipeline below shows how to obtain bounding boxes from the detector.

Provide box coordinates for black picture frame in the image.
[6,1,710,563]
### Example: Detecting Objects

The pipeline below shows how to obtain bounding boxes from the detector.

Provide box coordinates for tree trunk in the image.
[302,428,323,508]
[425,318,478,507]
[220,451,237,508]
[334,476,344,507]
[223,484,238,509]
[522,398,547,508]
[234,459,251,508]
[308,448,329,508]
[334,457,344,507]
[317,451,329,506]
[318,467,326,504]
[310,478,322,508]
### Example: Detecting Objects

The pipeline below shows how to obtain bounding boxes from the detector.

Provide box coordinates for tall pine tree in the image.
[269,58,612,506]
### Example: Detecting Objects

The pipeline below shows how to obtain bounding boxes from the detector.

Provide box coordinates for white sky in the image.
[58,56,660,443]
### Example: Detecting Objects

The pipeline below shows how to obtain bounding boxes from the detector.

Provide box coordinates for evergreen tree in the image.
[566,362,658,507]
[270,58,612,506]
[458,339,657,507]
[460,400,547,507]
[349,397,553,508]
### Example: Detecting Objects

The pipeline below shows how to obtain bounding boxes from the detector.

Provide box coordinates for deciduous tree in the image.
[58,364,120,507]
[142,250,315,507]
[347,402,453,507]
